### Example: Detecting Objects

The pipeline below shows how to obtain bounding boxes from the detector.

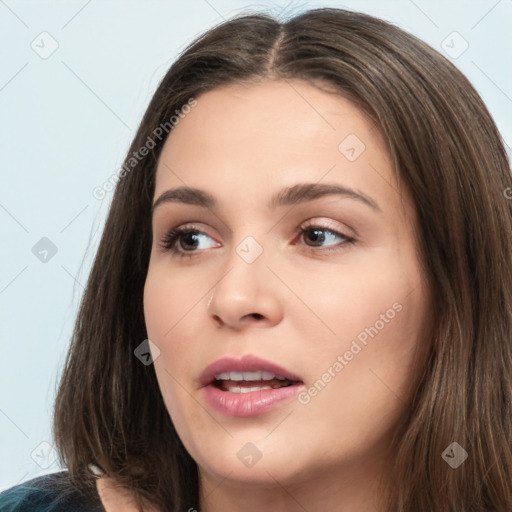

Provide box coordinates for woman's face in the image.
[143,80,431,493]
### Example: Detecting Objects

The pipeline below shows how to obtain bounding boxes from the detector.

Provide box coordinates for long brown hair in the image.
[53,8,512,511]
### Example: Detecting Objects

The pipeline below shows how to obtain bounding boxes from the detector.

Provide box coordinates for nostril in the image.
[250,313,264,319]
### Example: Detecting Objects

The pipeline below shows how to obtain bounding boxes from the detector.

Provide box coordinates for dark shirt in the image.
[0,471,106,512]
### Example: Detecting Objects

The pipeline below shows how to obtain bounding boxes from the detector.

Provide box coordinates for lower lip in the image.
[203,383,304,417]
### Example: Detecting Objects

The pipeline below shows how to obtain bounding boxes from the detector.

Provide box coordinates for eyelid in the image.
[161,218,351,241]
[298,217,354,237]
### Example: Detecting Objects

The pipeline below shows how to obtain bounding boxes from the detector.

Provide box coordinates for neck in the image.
[198,452,388,512]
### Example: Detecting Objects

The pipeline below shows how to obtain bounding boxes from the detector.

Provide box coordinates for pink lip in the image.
[199,355,304,417]
[199,355,303,387]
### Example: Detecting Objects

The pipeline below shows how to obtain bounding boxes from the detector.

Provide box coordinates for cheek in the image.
[289,248,422,348]
[143,261,208,345]
[292,248,429,406]
[303,291,427,447]
[143,264,209,417]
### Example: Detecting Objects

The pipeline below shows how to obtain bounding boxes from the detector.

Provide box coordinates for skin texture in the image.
[96,477,146,512]
[127,80,432,512]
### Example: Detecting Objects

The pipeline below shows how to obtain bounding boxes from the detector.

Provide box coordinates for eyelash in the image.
[159,222,355,259]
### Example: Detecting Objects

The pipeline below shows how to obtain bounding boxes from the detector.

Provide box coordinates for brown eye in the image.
[160,226,220,257]
[299,226,353,249]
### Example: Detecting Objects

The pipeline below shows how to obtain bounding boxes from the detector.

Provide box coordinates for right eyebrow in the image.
[152,187,216,214]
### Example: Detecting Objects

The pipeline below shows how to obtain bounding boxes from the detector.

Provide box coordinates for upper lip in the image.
[199,355,303,387]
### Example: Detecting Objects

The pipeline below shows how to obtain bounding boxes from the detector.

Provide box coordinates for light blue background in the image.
[1,0,511,490]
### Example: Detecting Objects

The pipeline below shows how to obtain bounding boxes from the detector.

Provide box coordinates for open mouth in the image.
[212,371,299,393]
[201,357,304,416]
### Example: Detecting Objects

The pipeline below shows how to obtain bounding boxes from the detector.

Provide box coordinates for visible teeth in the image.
[214,371,289,381]
[236,371,261,381]
[226,386,273,393]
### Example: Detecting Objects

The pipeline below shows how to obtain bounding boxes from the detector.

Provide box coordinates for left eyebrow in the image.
[267,182,381,212]
[152,182,381,214]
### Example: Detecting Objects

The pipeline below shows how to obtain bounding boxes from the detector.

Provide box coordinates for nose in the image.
[207,254,284,330]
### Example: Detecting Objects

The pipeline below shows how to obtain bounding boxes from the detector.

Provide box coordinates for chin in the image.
[191,438,319,488]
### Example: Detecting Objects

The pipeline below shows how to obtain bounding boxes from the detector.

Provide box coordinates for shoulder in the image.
[0,471,105,512]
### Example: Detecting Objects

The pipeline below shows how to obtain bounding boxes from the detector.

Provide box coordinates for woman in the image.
[1,7,511,512]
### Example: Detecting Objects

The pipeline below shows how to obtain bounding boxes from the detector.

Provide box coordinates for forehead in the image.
[154,79,400,214]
